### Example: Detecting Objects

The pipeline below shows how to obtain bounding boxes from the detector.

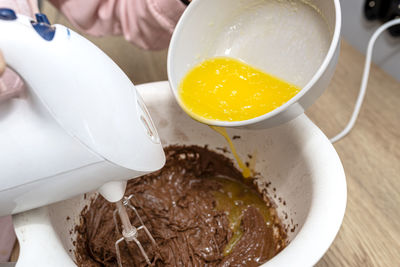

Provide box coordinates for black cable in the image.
[180,0,191,6]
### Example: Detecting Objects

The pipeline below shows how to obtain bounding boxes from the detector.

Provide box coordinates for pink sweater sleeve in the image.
[50,0,186,50]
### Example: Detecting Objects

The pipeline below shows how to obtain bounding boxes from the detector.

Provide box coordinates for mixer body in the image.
[0,11,165,216]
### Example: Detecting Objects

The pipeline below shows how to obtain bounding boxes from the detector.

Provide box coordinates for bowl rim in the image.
[258,113,347,266]
[167,0,342,126]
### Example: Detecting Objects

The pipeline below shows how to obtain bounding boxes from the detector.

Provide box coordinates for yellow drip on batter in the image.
[211,176,271,255]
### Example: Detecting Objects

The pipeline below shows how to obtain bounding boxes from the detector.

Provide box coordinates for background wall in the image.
[340,0,400,81]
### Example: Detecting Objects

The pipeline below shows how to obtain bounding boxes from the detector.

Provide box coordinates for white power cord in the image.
[330,18,400,143]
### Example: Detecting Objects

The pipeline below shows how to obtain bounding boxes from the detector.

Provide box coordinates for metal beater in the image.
[113,195,159,266]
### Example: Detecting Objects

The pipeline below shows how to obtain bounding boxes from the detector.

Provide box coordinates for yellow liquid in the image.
[210,126,251,178]
[179,57,301,122]
[211,176,272,255]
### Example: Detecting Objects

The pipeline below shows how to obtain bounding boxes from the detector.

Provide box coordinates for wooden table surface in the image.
[10,3,400,265]
[308,41,400,267]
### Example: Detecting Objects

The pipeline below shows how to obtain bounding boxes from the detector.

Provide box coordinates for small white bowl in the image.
[168,0,341,128]
[14,82,346,267]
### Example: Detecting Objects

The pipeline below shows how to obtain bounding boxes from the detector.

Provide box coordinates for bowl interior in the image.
[32,82,347,267]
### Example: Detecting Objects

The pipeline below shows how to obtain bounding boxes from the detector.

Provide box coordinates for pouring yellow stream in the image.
[210,126,251,178]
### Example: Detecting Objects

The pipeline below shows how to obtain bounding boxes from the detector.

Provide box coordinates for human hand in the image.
[0,49,25,101]
[0,0,38,75]
[0,0,37,102]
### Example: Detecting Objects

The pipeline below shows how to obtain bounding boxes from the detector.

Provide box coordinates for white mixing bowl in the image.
[168,0,341,128]
[13,82,346,267]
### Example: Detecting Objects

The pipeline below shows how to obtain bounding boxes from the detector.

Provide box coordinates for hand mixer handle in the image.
[0,10,165,172]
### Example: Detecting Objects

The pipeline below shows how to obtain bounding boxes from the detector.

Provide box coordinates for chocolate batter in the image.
[74,145,287,266]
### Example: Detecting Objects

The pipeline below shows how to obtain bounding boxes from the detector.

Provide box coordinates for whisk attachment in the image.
[113,194,158,267]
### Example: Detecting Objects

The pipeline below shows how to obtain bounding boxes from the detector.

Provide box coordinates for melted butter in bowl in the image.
[179,57,301,123]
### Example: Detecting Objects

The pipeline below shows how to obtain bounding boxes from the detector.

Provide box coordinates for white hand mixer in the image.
[0,9,164,265]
